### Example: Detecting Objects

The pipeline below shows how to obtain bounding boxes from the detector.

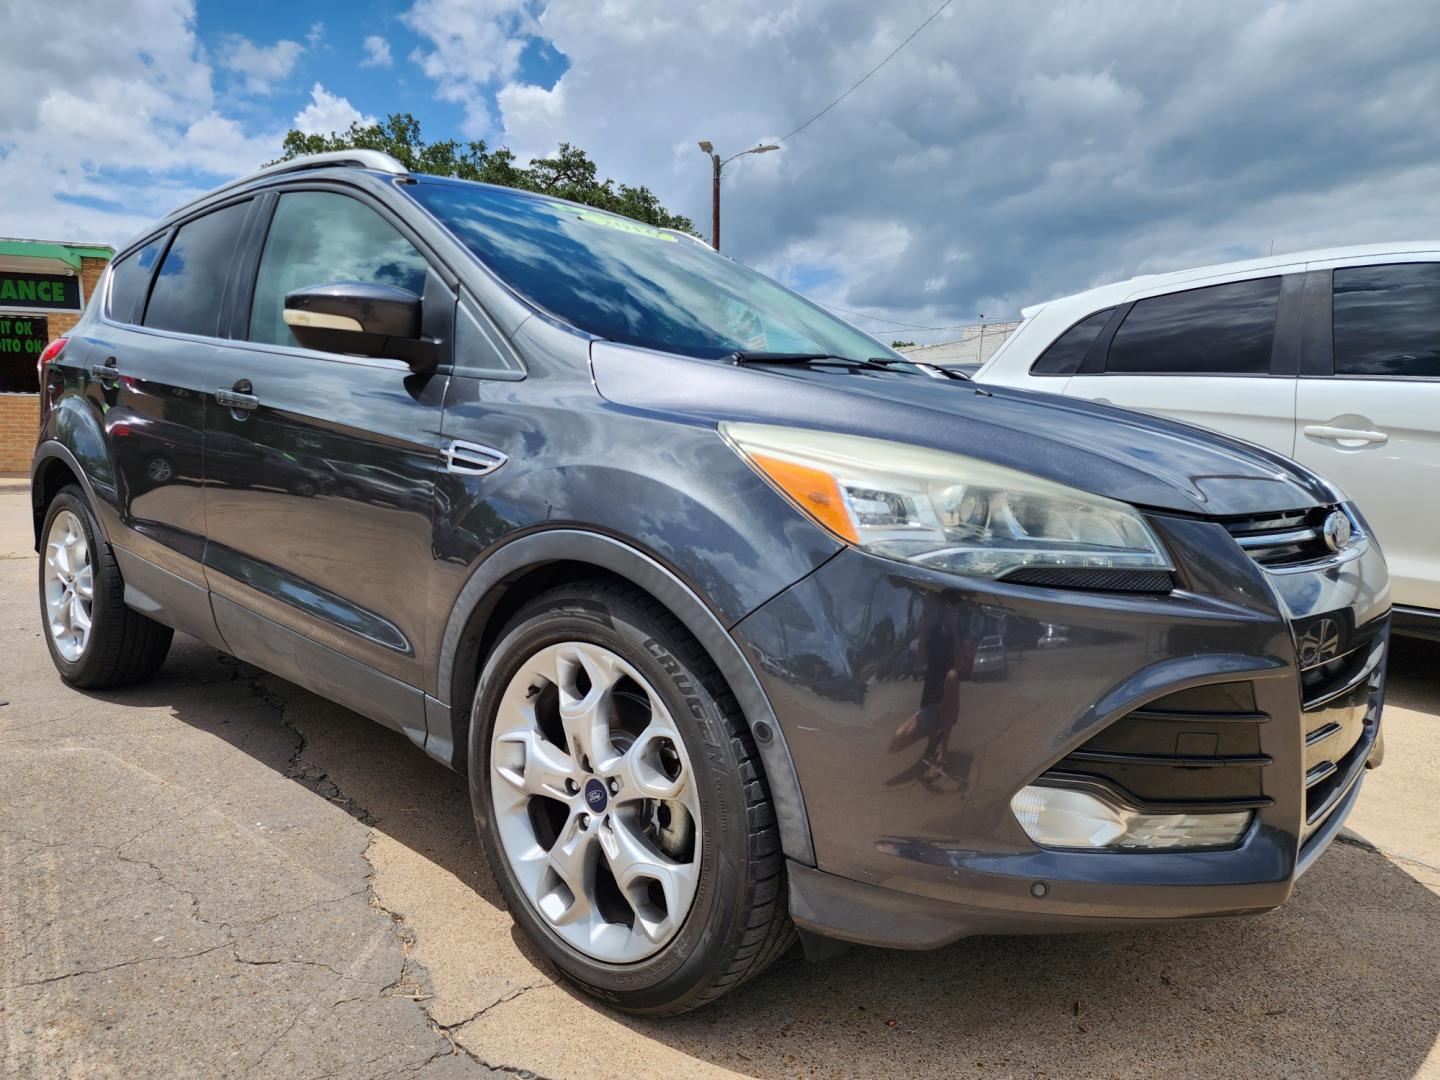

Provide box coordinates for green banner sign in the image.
[0,315,47,393]
[0,271,81,312]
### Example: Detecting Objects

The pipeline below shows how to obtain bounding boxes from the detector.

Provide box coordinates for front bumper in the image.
[733,512,1390,948]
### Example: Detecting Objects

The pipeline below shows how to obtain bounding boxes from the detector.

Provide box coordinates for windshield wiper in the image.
[865,357,970,381]
[731,357,887,374]
[729,351,972,381]
[730,351,939,375]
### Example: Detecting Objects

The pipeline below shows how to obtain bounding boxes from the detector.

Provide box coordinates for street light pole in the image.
[711,151,722,252]
[697,140,779,251]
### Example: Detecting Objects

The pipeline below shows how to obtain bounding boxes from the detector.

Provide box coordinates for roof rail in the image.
[169,150,409,218]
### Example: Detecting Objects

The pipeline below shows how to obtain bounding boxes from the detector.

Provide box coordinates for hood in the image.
[590,343,1335,517]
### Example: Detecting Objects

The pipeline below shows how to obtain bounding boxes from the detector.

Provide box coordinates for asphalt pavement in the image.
[1,477,1437,1079]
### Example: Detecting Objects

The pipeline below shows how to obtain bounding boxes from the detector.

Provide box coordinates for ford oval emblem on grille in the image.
[1322,510,1352,552]
[1297,617,1342,667]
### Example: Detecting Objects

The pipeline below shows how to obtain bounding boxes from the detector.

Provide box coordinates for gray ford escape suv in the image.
[32,150,1390,1015]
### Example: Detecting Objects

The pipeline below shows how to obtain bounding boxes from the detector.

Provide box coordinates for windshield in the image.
[404,178,898,362]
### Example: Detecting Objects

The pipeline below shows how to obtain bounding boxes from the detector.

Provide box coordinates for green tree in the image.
[274,113,695,233]
[890,339,916,349]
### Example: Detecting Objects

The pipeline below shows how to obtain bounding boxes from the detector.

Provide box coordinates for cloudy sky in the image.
[4,0,1438,343]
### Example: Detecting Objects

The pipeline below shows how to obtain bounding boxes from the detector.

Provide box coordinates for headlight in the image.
[1010,784,1252,851]
[721,423,1172,580]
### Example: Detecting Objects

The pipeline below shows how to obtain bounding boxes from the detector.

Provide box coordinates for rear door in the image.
[1293,257,1440,612]
[91,200,255,584]
[201,185,453,708]
[1061,273,1302,454]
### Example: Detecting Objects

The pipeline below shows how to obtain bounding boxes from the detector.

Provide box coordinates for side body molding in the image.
[431,528,817,867]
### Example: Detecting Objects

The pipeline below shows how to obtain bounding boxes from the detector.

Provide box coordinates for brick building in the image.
[0,238,113,472]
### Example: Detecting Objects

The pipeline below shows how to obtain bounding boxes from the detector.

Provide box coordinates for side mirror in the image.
[283,282,437,371]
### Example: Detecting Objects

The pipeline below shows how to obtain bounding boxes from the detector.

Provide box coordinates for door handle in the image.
[216,383,259,411]
[89,358,119,385]
[1303,424,1389,446]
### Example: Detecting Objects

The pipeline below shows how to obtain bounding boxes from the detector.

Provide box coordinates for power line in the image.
[820,302,978,332]
[777,0,955,144]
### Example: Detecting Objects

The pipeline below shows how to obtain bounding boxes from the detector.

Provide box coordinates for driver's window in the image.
[248,191,430,348]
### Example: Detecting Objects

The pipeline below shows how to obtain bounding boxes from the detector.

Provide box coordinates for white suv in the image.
[975,243,1440,638]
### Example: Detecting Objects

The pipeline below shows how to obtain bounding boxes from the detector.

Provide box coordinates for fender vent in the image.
[445,440,507,476]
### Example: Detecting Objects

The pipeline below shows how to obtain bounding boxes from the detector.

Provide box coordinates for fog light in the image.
[1010,785,1252,851]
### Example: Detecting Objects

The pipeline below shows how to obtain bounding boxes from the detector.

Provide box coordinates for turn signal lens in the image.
[745,452,859,544]
[1010,785,1252,851]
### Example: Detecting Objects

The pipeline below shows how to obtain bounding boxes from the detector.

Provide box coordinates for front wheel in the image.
[39,486,172,688]
[470,580,795,1014]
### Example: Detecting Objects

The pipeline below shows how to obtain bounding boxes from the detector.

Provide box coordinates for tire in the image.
[469,579,796,1014]
[38,485,173,688]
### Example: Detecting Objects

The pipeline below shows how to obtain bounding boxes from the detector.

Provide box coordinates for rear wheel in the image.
[470,580,795,1014]
[39,486,172,688]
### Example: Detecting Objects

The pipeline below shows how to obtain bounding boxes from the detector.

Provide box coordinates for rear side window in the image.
[1030,308,1113,375]
[143,201,251,336]
[247,191,430,348]
[1333,263,1440,378]
[1106,277,1282,375]
[107,238,163,324]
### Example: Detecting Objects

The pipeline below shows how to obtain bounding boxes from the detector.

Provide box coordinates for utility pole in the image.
[696,140,780,251]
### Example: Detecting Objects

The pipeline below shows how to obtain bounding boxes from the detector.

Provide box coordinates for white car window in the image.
[1030,308,1113,376]
[1107,277,1281,375]
[1332,263,1440,378]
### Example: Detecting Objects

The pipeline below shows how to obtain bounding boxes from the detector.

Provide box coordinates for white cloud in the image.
[0,0,282,245]
[401,0,533,136]
[220,34,304,95]
[293,84,375,136]
[361,35,393,69]
[479,0,1440,344]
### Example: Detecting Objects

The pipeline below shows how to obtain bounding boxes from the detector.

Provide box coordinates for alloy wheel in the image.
[490,640,703,964]
[43,509,95,662]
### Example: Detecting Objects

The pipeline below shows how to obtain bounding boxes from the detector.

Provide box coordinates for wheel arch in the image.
[31,441,109,551]
[434,529,816,867]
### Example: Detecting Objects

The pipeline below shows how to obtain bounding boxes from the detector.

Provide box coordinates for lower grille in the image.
[1037,619,1384,845]
[1041,681,1272,812]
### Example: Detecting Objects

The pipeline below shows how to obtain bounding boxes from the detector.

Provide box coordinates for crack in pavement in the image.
[441,982,551,1036]
[6,646,540,1074]
[229,654,380,827]
[232,660,497,1074]
[1,941,235,990]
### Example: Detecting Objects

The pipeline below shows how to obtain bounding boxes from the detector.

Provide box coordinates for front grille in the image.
[1041,681,1273,812]
[1222,506,1338,567]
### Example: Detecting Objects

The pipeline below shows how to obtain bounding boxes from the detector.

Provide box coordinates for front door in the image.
[201,188,451,698]
[1294,260,1440,612]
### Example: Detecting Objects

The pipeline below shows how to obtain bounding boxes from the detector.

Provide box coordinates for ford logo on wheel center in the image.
[584,778,608,813]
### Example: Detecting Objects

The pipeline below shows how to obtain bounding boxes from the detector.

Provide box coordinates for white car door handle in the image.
[1303,424,1389,445]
